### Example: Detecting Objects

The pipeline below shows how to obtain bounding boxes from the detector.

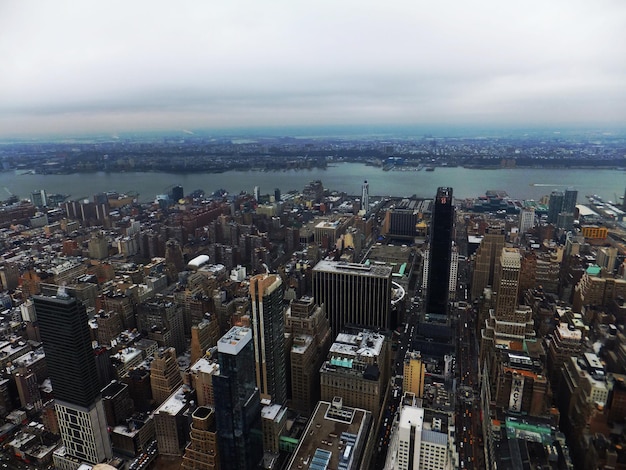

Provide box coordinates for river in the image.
[3,164,625,204]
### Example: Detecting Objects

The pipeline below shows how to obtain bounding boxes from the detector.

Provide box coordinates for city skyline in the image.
[1,1,625,138]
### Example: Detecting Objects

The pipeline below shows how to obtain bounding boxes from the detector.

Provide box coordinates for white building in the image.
[395,404,450,470]
[519,207,536,233]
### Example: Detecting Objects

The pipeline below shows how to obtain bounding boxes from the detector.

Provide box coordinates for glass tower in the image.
[213,326,262,470]
[426,187,454,316]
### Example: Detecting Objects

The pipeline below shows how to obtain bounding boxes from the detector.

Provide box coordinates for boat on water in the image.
[425,166,435,172]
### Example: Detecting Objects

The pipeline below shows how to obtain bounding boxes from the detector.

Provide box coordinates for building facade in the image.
[250,273,287,405]
[33,294,112,469]
[313,260,392,337]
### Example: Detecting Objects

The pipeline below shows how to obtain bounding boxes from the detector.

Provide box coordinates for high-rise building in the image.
[481,248,536,379]
[426,187,454,316]
[519,206,536,234]
[402,351,426,398]
[320,328,390,418]
[285,296,332,414]
[313,260,392,337]
[395,404,451,470]
[494,247,522,319]
[471,226,506,300]
[361,180,369,213]
[250,274,287,405]
[426,187,454,315]
[30,189,48,207]
[563,187,578,214]
[171,185,184,202]
[547,190,564,224]
[33,294,112,468]
[212,326,262,470]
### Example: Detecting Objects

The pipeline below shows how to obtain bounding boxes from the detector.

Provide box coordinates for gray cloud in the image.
[1,0,625,136]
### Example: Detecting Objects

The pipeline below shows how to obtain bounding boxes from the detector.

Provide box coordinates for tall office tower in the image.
[361,180,369,213]
[150,347,183,406]
[182,406,220,470]
[33,294,112,469]
[250,273,287,405]
[494,248,522,318]
[254,185,261,201]
[285,296,332,414]
[213,326,262,470]
[471,226,506,300]
[426,187,454,316]
[170,185,184,202]
[519,207,536,234]
[563,187,578,214]
[547,190,564,224]
[313,260,393,338]
[402,351,426,398]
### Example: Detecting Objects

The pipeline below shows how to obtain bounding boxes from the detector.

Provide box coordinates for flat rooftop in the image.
[313,259,392,278]
[288,400,372,470]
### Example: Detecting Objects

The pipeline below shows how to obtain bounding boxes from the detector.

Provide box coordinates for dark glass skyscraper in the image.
[34,294,112,466]
[426,187,454,316]
[547,190,565,224]
[34,295,100,408]
[213,326,262,470]
[563,188,578,214]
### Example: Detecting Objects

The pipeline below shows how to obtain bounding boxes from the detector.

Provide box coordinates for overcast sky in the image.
[1,0,625,137]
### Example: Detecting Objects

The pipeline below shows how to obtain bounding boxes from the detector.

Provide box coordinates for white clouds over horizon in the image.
[1,0,625,136]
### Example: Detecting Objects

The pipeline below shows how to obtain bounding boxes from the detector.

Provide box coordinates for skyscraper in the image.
[212,326,262,470]
[361,180,369,213]
[34,294,112,468]
[250,274,287,405]
[547,190,564,224]
[313,260,392,337]
[471,226,506,300]
[519,206,536,234]
[563,187,578,214]
[426,187,454,316]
